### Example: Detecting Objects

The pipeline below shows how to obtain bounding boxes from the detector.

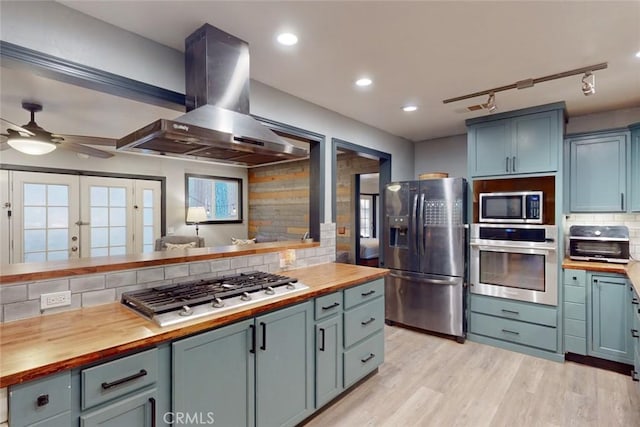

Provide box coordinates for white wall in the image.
[566,106,640,134]
[414,134,467,179]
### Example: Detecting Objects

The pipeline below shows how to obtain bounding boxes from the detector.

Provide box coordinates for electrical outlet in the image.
[40,291,72,310]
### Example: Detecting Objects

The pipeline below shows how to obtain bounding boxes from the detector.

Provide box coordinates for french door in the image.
[8,171,161,263]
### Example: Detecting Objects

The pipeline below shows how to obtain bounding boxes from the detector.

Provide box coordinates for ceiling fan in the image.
[0,102,115,158]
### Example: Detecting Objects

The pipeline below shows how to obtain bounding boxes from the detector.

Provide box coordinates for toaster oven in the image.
[569,225,630,264]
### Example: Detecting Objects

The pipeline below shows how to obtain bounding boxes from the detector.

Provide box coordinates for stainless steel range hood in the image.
[116,24,308,166]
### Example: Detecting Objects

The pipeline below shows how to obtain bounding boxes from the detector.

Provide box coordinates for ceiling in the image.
[2,1,640,144]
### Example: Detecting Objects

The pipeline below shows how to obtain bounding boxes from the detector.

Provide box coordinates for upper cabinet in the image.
[467,103,564,177]
[566,130,629,212]
[630,123,640,212]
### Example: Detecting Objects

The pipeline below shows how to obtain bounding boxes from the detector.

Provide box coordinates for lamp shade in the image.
[7,137,57,155]
[186,206,208,223]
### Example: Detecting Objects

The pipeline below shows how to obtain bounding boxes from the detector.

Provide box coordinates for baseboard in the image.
[565,352,633,376]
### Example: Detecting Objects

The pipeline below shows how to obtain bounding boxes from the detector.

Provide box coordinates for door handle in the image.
[506,157,510,172]
[260,322,266,351]
[512,156,516,172]
[71,246,78,252]
[621,193,624,210]
[249,324,256,354]
[149,397,157,427]
[319,328,325,352]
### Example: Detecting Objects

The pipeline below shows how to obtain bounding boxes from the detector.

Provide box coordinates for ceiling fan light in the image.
[7,137,56,155]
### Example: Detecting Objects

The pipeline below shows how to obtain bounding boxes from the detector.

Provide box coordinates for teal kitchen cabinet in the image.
[172,301,313,427]
[629,284,640,387]
[8,371,71,427]
[172,319,255,427]
[80,389,157,427]
[567,131,628,212]
[563,269,587,355]
[467,103,563,177]
[630,123,640,212]
[591,274,634,364]
[314,291,344,408]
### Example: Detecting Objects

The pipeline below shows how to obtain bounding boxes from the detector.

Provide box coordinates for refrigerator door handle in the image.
[418,193,425,258]
[412,193,419,256]
[389,270,461,286]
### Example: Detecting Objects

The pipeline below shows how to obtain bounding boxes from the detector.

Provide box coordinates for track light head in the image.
[485,92,497,113]
[582,72,595,96]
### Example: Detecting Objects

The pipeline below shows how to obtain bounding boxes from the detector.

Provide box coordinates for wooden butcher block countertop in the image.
[0,263,388,388]
[562,258,640,295]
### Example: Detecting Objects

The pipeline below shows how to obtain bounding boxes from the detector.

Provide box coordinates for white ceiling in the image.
[3,1,640,143]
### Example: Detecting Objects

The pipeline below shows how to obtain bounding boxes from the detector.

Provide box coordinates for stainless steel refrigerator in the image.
[383,177,467,342]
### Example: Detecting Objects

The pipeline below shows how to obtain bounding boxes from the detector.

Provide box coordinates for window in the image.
[360,195,372,237]
[185,174,242,223]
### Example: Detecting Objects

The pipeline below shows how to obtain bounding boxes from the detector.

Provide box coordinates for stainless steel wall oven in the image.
[470,224,558,306]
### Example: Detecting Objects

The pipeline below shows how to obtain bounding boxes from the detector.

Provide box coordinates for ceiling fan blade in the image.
[52,134,116,147]
[57,141,114,159]
[0,117,35,136]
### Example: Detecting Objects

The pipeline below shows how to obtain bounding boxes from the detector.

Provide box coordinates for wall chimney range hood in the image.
[116,24,308,166]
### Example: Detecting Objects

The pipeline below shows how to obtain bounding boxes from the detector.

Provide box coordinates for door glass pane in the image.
[109,207,126,226]
[91,186,108,205]
[48,185,68,206]
[24,184,46,206]
[110,246,126,255]
[47,207,68,228]
[47,251,68,261]
[91,207,109,226]
[89,185,129,256]
[479,251,545,291]
[143,208,153,225]
[47,229,68,250]
[24,252,46,263]
[24,207,46,229]
[91,247,108,257]
[143,226,153,245]
[109,187,126,207]
[110,227,126,246]
[24,229,46,252]
[91,228,108,247]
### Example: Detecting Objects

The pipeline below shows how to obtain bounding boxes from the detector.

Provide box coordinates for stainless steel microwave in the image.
[479,191,543,224]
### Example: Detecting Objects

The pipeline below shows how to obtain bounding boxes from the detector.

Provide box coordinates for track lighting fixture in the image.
[581,72,595,96]
[485,93,497,113]
[442,62,607,105]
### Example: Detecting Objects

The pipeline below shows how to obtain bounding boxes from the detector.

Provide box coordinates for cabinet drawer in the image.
[565,318,586,338]
[564,285,586,304]
[343,330,384,387]
[563,270,587,287]
[81,348,157,410]
[470,295,557,327]
[344,297,384,348]
[344,279,384,309]
[315,291,343,320]
[564,302,586,321]
[565,335,587,355]
[9,371,70,427]
[470,312,557,352]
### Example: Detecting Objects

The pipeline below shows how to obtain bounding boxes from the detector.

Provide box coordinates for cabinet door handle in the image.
[260,322,267,351]
[249,324,256,354]
[361,290,376,297]
[361,317,376,326]
[361,353,375,363]
[501,329,520,335]
[149,397,156,427]
[501,309,520,315]
[322,302,340,310]
[101,369,147,390]
[319,328,326,352]
[631,329,639,338]
[621,193,624,210]
[632,298,639,305]
[36,394,49,407]
[512,156,516,172]
[506,157,510,172]
[632,370,640,382]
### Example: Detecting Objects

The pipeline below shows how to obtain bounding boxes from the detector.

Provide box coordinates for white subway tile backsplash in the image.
[115,284,146,299]
[28,279,69,300]
[247,256,264,267]
[0,285,27,304]
[137,268,165,284]
[230,257,248,269]
[164,264,189,280]
[210,259,231,272]
[4,300,40,322]
[263,253,279,264]
[189,262,211,276]
[70,275,105,293]
[82,289,116,307]
[106,271,137,288]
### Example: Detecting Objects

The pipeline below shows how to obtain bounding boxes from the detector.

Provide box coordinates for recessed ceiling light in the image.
[277,33,298,46]
[635,50,640,58]
[355,77,372,87]
[402,105,418,112]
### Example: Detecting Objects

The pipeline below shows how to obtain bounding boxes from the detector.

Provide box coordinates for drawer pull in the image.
[36,394,49,407]
[149,397,157,427]
[361,353,375,363]
[361,317,376,326]
[322,302,340,310]
[632,370,639,382]
[361,290,376,297]
[501,309,519,315]
[631,329,639,338]
[501,329,520,335]
[101,369,148,390]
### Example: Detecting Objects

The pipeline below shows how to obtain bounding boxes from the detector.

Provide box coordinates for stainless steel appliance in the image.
[569,225,630,264]
[383,177,467,341]
[470,224,558,305]
[121,271,308,327]
[479,191,543,224]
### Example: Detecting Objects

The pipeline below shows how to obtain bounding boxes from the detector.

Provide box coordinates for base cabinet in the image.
[8,371,71,427]
[315,310,343,408]
[80,389,157,427]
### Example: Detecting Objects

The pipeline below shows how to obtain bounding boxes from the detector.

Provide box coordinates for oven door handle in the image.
[469,242,557,252]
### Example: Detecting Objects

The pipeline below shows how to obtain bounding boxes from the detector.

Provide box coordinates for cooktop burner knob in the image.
[240,292,251,301]
[286,283,296,290]
[179,305,193,316]
[265,286,275,295]
[212,297,224,308]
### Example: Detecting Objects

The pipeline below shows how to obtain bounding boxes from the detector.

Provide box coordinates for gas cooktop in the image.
[121,271,308,327]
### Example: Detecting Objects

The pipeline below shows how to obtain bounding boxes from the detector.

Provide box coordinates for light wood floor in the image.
[304,325,640,427]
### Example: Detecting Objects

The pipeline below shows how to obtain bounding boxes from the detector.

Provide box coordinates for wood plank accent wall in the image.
[336,153,380,263]
[248,159,310,241]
